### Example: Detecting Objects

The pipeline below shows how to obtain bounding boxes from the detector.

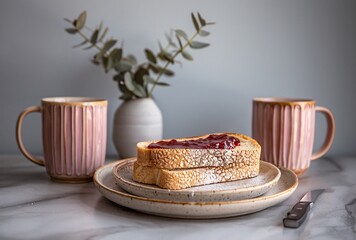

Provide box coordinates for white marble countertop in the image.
[0,155,355,240]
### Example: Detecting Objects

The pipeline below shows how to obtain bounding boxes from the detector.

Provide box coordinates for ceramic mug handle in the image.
[311,106,335,160]
[16,106,45,166]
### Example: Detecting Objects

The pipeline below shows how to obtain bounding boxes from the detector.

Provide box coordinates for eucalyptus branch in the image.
[65,11,214,101]
[77,29,103,52]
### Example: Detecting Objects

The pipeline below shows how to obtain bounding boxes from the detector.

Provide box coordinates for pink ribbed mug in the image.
[252,98,335,175]
[16,97,107,183]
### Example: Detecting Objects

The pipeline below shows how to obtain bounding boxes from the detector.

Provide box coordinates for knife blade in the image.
[283,189,325,228]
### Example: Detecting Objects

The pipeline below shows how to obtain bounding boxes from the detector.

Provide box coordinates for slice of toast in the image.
[132,161,260,190]
[136,133,261,169]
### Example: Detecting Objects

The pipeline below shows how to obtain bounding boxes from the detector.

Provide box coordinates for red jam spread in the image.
[147,134,240,149]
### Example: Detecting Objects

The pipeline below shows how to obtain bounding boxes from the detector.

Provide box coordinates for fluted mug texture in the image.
[252,98,335,175]
[16,97,107,183]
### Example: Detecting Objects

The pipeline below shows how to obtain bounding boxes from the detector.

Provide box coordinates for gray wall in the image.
[1,0,355,157]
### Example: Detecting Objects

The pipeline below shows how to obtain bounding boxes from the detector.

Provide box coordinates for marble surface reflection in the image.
[0,155,355,240]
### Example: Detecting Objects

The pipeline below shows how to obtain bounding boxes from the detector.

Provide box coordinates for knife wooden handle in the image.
[283,202,312,228]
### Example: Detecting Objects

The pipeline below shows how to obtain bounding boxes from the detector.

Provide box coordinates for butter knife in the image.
[283,189,325,228]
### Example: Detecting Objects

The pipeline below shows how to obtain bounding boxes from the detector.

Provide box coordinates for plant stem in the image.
[147,31,200,98]
[77,29,103,52]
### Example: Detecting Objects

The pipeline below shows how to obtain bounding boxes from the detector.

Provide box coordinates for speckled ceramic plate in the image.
[94,161,298,219]
[112,158,281,202]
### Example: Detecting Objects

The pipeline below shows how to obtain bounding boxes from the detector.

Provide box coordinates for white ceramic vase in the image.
[113,98,162,158]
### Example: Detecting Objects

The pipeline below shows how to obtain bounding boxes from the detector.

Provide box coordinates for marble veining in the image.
[323,156,343,172]
[0,155,355,240]
[1,192,91,209]
[345,199,356,233]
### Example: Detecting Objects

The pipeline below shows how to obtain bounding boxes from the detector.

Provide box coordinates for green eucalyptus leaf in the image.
[145,49,157,64]
[94,46,107,62]
[181,51,193,61]
[175,29,188,41]
[165,33,176,48]
[164,56,174,64]
[93,53,102,63]
[132,84,146,97]
[75,11,87,30]
[90,29,99,44]
[134,67,149,85]
[119,83,126,93]
[149,63,176,75]
[189,41,210,49]
[176,35,183,49]
[148,63,160,74]
[124,72,135,91]
[110,48,122,63]
[101,55,113,72]
[98,27,108,42]
[118,78,129,93]
[118,78,134,97]
[83,44,95,50]
[143,75,155,84]
[102,57,108,71]
[191,13,200,32]
[115,60,132,72]
[103,39,117,53]
[165,34,177,47]
[98,21,103,32]
[162,51,174,64]
[113,73,125,82]
[157,52,166,61]
[126,54,137,65]
[73,39,88,48]
[205,22,216,25]
[95,52,104,62]
[123,74,146,97]
[119,92,132,101]
[104,56,113,72]
[197,12,206,27]
[118,81,126,93]
[199,30,210,37]
[91,57,100,65]
[65,28,77,34]
[144,75,170,87]
[119,91,133,100]
[155,82,170,86]
[162,68,175,76]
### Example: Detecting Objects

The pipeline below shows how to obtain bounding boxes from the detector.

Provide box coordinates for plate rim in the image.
[112,158,282,196]
[94,159,298,206]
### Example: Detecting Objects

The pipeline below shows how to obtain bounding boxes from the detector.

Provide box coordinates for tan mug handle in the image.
[311,106,335,160]
[16,106,45,166]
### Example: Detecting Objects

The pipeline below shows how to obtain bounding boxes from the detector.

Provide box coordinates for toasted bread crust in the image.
[133,161,260,190]
[136,133,261,169]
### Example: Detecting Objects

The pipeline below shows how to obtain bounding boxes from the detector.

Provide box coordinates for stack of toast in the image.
[132,133,261,190]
